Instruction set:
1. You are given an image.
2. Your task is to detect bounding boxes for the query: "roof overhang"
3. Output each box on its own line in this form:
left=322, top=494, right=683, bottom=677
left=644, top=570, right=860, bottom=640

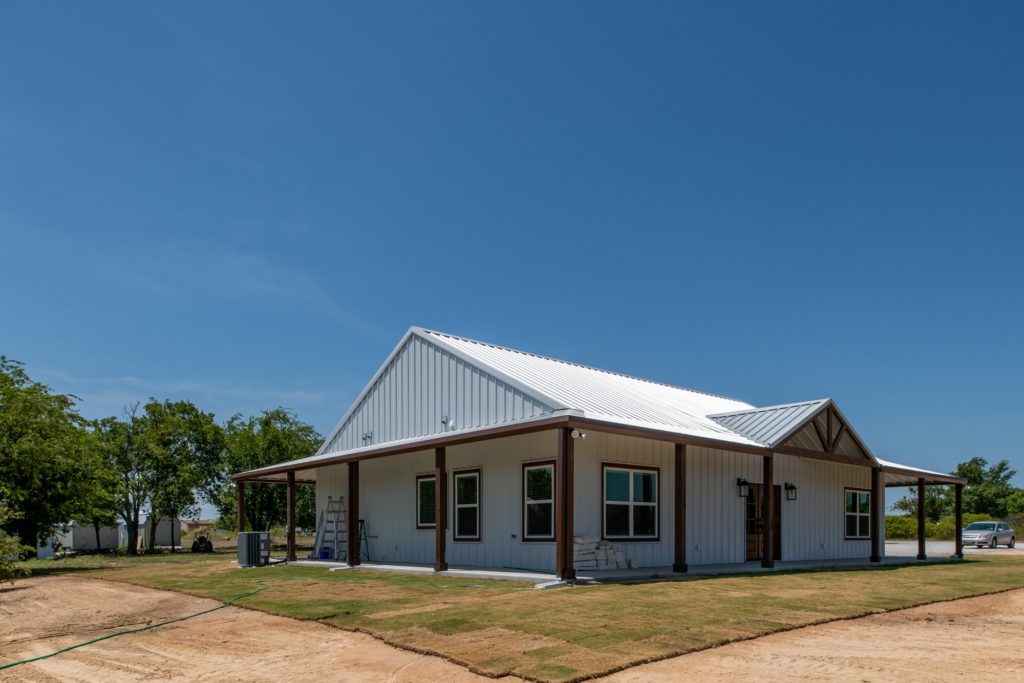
left=877, top=458, right=967, bottom=487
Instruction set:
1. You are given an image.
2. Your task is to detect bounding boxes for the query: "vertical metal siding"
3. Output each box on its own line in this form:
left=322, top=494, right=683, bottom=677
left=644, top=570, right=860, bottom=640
left=359, top=451, right=435, bottom=564
left=445, top=430, right=559, bottom=572
left=774, top=453, right=873, bottom=561
left=573, top=431, right=675, bottom=569
left=322, top=336, right=553, bottom=453
left=686, top=446, right=762, bottom=565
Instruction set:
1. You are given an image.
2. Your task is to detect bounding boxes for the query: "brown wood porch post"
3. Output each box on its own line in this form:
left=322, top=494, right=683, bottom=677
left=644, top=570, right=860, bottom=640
left=434, top=447, right=447, bottom=572
left=954, top=483, right=964, bottom=559
left=286, top=471, right=297, bottom=561
left=870, top=467, right=881, bottom=562
left=673, top=443, right=688, bottom=573
left=916, top=478, right=927, bottom=560
left=556, top=428, right=576, bottom=581
left=235, top=482, right=246, bottom=533
left=761, top=453, right=774, bottom=569
left=347, top=461, right=360, bottom=566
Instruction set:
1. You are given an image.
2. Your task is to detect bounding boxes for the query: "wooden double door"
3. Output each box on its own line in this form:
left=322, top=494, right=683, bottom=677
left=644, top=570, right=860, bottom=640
left=745, top=484, right=781, bottom=562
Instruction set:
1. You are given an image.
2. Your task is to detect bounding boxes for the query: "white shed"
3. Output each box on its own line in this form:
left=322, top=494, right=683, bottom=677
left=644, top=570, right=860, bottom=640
left=51, top=521, right=121, bottom=552
left=234, top=327, right=966, bottom=577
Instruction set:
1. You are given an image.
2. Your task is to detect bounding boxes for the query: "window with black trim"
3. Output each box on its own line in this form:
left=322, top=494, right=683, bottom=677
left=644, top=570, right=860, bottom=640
left=845, top=489, right=870, bottom=539
left=603, top=465, right=658, bottom=539
left=523, top=462, right=554, bottom=540
left=416, top=475, right=436, bottom=528
left=454, top=469, right=480, bottom=541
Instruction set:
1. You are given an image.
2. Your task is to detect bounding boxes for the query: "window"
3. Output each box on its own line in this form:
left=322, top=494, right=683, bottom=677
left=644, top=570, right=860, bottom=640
left=603, top=465, right=659, bottom=540
left=845, top=489, right=871, bottom=539
left=454, top=469, right=480, bottom=541
left=416, top=475, right=436, bottom=529
left=523, top=462, right=555, bottom=541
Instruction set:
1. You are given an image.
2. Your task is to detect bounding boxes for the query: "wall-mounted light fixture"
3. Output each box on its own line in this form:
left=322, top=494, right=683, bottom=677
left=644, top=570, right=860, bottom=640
left=785, top=482, right=798, bottom=501
left=736, top=478, right=750, bottom=498
left=361, top=431, right=373, bottom=443
left=570, top=429, right=587, bottom=440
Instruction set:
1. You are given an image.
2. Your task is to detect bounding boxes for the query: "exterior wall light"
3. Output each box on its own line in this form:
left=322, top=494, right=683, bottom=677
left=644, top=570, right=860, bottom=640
left=737, top=478, right=750, bottom=498
left=570, top=429, right=587, bottom=439
left=785, top=482, right=797, bottom=501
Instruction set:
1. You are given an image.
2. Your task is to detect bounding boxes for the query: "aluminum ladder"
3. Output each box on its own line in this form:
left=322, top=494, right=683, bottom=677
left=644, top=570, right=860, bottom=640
left=311, top=496, right=347, bottom=561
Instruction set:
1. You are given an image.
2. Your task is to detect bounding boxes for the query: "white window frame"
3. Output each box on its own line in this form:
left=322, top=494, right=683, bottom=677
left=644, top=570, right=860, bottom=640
left=416, top=474, right=436, bottom=529
left=453, top=469, right=481, bottom=541
left=844, top=488, right=871, bottom=540
left=523, top=462, right=555, bottom=541
left=602, top=465, right=659, bottom=540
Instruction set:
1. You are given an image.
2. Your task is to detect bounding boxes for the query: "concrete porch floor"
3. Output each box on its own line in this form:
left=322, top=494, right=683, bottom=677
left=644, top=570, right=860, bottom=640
left=283, top=552, right=961, bottom=587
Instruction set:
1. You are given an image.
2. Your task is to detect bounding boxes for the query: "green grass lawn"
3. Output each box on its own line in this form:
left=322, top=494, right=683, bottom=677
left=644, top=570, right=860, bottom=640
left=20, top=553, right=1024, bottom=682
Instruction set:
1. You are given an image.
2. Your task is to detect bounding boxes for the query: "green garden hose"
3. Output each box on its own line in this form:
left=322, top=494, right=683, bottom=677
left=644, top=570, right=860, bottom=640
left=0, top=584, right=268, bottom=671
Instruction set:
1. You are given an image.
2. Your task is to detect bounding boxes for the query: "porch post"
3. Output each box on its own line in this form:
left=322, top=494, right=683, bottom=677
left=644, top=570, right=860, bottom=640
left=235, top=482, right=246, bottom=533
left=916, top=478, right=927, bottom=560
left=761, top=453, right=774, bottom=569
left=347, top=461, right=360, bottom=566
left=556, top=428, right=576, bottom=581
left=434, top=447, right=447, bottom=571
left=870, top=466, right=881, bottom=562
left=954, top=483, right=964, bottom=559
left=673, top=443, right=687, bottom=573
left=286, top=471, right=297, bottom=562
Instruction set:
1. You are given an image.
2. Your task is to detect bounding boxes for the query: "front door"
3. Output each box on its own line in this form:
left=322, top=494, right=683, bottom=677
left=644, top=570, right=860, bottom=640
left=745, top=484, right=781, bottom=561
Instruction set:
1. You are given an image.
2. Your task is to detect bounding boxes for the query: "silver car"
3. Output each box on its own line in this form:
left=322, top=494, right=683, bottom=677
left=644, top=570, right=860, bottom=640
left=961, top=521, right=1016, bottom=548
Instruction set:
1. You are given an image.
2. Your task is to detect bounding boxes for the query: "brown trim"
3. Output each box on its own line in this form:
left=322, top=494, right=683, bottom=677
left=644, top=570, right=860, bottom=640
left=286, top=471, right=296, bottom=562
left=568, top=417, right=772, bottom=457
left=555, top=432, right=566, bottom=578
left=916, top=478, right=927, bottom=560
left=452, top=468, right=481, bottom=542
left=774, top=445, right=871, bottom=467
left=870, top=467, right=881, bottom=562
left=235, top=482, right=246, bottom=533
left=521, top=460, right=556, bottom=542
left=843, top=486, right=871, bottom=541
left=761, top=454, right=775, bottom=568
left=234, top=415, right=572, bottom=480
left=601, top=462, right=661, bottom=542
left=811, top=417, right=829, bottom=452
left=954, top=483, right=964, bottom=559
left=563, top=430, right=575, bottom=580
left=434, top=447, right=447, bottom=571
left=831, top=422, right=847, bottom=453
left=347, top=461, right=360, bottom=565
left=415, top=474, right=437, bottom=530
left=673, top=443, right=687, bottom=573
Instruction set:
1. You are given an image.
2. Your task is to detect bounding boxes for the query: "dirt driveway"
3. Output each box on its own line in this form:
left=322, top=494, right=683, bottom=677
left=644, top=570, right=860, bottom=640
left=3, top=576, right=1023, bottom=682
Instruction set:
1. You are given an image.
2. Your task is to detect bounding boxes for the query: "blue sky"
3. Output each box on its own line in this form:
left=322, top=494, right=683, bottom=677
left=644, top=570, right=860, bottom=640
left=2, top=2, right=1022, bottom=503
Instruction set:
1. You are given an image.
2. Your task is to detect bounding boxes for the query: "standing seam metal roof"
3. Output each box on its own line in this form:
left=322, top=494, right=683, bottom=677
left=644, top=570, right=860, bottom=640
left=707, top=399, right=831, bottom=447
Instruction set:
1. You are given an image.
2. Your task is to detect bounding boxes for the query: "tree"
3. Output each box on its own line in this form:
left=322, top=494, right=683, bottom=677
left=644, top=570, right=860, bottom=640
left=0, top=503, right=31, bottom=582
left=891, top=486, right=953, bottom=522
left=142, top=399, right=224, bottom=551
left=1007, top=490, right=1024, bottom=516
left=96, top=407, right=150, bottom=555
left=217, top=409, right=320, bottom=532
left=956, top=457, right=1017, bottom=518
left=0, top=357, right=97, bottom=547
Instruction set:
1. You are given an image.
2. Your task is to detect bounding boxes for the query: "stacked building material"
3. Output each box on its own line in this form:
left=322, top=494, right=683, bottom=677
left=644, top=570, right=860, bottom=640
left=572, top=537, right=629, bottom=570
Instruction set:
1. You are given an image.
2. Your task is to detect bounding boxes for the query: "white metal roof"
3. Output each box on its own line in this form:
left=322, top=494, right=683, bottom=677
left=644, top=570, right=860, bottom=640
left=876, top=458, right=966, bottom=486
left=708, top=399, right=831, bottom=448
left=419, top=328, right=761, bottom=447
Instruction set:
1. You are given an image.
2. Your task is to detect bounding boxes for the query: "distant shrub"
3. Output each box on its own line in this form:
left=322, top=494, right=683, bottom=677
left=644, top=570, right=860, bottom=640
left=928, top=513, right=992, bottom=540
left=885, top=515, right=916, bottom=539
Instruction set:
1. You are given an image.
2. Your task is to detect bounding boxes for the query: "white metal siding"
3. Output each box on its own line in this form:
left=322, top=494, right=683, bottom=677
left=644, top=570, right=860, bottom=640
left=573, top=431, right=676, bottom=569
left=446, top=430, right=559, bottom=572
left=323, top=335, right=553, bottom=453
left=774, top=453, right=874, bottom=561
left=359, top=450, right=435, bottom=564
left=315, top=464, right=348, bottom=523
left=686, top=446, right=762, bottom=565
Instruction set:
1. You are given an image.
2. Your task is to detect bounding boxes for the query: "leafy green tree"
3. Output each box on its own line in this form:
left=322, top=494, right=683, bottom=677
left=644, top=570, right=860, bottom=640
left=956, top=457, right=1017, bottom=518
left=0, top=503, right=31, bottom=582
left=1004, top=489, right=1024, bottom=516
left=142, top=400, right=224, bottom=551
left=891, top=486, right=953, bottom=522
left=217, top=409, right=320, bottom=532
left=96, top=407, right=152, bottom=555
left=0, top=357, right=96, bottom=547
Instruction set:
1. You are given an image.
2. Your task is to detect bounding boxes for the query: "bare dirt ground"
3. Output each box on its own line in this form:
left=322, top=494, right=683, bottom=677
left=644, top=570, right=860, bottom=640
left=603, top=587, right=1024, bottom=682
left=0, top=576, right=501, bottom=682
left=2, top=576, right=1023, bottom=682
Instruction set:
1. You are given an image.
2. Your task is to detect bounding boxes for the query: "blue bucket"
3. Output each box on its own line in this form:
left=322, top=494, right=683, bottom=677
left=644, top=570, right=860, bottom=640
left=319, top=549, right=330, bottom=560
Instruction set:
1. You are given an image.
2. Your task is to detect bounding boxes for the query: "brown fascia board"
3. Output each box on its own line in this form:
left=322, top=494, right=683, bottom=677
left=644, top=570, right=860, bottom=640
left=232, top=414, right=780, bottom=482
